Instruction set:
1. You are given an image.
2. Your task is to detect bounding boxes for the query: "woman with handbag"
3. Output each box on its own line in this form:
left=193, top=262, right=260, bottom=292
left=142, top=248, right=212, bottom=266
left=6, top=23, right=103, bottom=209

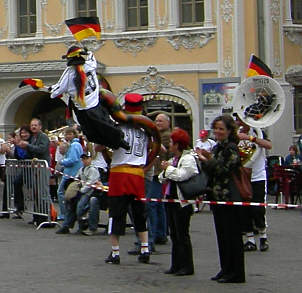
left=196, top=115, right=246, bottom=283
left=158, top=127, right=198, bottom=276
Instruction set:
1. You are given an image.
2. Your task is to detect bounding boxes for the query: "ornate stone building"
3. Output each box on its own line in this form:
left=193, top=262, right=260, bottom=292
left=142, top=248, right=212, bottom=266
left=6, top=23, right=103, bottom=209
left=0, top=0, right=301, bottom=156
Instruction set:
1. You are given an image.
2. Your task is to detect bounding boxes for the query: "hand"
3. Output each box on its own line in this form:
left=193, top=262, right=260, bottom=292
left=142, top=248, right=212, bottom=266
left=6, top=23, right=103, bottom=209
left=238, top=132, right=250, bottom=141
left=200, top=149, right=211, bottom=160
left=195, top=149, right=208, bottom=162
left=18, top=140, right=29, bottom=148
left=161, top=161, right=170, bottom=170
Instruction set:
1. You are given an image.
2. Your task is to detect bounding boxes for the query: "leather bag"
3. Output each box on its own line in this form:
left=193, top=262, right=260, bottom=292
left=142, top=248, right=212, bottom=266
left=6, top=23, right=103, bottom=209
left=232, top=166, right=252, bottom=201
left=177, top=158, right=208, bottom=200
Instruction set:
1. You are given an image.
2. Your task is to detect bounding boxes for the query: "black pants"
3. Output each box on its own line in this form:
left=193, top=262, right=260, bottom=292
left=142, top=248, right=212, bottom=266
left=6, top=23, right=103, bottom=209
left=212, top=205, right=245, bottom=280
left=166, top=203, right=194, bottom=273
left=13, top=173, right=25, bottom=212
left=74, top=102, right=125, bottom=150
left=244, top=180, right=266, bottom=231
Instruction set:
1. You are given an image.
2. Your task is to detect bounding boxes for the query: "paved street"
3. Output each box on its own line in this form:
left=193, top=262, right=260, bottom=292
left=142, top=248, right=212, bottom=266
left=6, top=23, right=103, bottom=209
left=0, top=197, right=302, bottom=293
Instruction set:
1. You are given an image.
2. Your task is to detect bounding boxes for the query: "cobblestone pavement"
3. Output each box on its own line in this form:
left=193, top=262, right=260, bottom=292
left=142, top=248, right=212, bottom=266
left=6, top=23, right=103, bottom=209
left=1, top=197, right=302, bottom=293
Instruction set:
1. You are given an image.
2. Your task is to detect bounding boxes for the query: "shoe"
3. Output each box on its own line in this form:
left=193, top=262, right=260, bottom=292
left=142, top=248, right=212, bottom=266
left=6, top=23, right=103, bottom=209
left=12, top=213, right=23, bottom=219
left=0, top=214, right=10, bottom=219
left=105, top=252, right=120, bottom=264
left=244, top=241, right=257, bottom=251
left=164, top=268, right=177, bottom=274
left=27, top=220, right=35, bottom=225
left=128, top=247, right=140, bottom=255
left=154, top=237, right=168, bottom=245
left=150, top=243, right=156, bottom=253
left=82, top=229, right=97, bottom=236
left=174, top=269, right=194, bottom=276
left=55, top=226, right=70, bottom=234
left=138, top=252, right=150, bottom=263
left=217, top=277, right=245, bottom=283
left=73, top=229, right=84, bottom=235
left=211, top=271, right=224, bottom=281
left=260, top=238, right=269, bottom=251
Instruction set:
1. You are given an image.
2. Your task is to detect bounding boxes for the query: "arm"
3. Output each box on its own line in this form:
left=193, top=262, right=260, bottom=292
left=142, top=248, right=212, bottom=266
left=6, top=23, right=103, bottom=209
left=50, top=68, right=71, bottom=99
left=161, top=154, right=198, bottom=182
left=61, top=143, right=82, bottom=167
left=79, top=167, right=100, bottom=194
left=238, top=132, right=272, bottom=150
left=26, top=134, right=49, bottom=156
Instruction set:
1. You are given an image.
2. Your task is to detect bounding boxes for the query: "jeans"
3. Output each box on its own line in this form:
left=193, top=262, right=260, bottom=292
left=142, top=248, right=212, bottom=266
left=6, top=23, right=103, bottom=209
left=57, top=177, right=69, bottom=219
left=63, top=193, right=100, bottom=231
left=147, top=178, right=167, bottom=241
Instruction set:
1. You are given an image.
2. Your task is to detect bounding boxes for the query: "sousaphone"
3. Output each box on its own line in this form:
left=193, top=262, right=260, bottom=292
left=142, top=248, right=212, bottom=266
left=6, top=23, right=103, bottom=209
left=232, top=75, right=285, bottom=166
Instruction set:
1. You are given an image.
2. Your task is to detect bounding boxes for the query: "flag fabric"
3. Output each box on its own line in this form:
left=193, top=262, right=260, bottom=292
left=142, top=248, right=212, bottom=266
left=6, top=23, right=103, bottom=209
left=65, top=17, right=101, bottom=41
left=19, top=78, right=44, bottom=89
left=246, top=54, right=273, bottom=78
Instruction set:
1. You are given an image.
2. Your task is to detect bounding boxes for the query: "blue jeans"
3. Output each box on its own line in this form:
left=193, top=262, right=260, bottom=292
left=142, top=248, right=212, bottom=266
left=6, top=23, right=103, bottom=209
left=147, top=178, right=167, bottom=241
left=57, top=176, right=72, bottom=220
left=63, top=193, right=100, bottom=231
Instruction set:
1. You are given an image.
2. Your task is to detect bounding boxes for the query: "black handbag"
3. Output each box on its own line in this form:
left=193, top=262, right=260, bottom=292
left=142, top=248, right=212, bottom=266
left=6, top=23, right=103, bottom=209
left=177, top=157, right=208, bottom=200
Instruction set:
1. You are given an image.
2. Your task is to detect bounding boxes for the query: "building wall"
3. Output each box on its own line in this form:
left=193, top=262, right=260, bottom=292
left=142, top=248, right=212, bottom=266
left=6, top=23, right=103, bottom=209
left=0, top=0, right=300, bottom=157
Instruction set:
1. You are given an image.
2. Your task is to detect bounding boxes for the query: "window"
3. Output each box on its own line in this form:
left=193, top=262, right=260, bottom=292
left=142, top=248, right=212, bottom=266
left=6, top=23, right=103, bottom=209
left=76, top=0, right=97, bottom=17
left=17, top=0, right=36, bottom=37
left=144, top=95, right=193, bottom=144
left=126, top=0, right=148, bottom=31
left=291, top=0, right=302, bottom=24
left=180, top=0, right=204, bottom=27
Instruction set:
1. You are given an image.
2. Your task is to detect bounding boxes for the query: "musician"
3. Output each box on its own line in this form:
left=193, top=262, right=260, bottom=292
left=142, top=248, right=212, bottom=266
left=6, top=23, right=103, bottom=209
left=234, top=113, right=271, bottom=252
left=49, top=46, right=129, bottom=151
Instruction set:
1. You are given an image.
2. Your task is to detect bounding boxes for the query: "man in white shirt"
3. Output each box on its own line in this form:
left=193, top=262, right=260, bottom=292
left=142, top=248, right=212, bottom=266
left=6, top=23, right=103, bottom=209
left=195, top=129, right=216, bottom=152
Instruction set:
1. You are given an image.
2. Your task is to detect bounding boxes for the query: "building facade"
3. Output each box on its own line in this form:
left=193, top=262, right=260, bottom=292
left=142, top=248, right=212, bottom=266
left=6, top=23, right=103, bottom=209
left=0, top=0, right=301, bottom=157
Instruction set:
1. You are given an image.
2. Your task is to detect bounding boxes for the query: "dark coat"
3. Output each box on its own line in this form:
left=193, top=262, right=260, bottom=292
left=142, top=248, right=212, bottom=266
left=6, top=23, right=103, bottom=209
left=27, top=132, right=50, bottom=164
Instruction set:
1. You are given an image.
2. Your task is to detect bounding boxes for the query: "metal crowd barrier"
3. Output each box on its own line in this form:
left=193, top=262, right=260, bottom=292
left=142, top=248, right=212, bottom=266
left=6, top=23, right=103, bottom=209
left=5, top=159, right=59, bottom=229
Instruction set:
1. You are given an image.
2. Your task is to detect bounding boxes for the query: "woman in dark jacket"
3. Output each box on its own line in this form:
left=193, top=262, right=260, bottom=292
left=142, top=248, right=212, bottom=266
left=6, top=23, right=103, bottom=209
left=196, top=115, right=245, bottom=283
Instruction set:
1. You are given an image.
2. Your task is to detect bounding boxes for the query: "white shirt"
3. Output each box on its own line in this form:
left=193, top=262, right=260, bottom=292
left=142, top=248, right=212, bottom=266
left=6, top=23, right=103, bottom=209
left=0, top=138, right=6, bottom=165
left=92, top=152, right=108, bottom=172
left=111, top=125, right=148, bottom=167
left=50, top=52, right=99, bottom=110
left=194, top=138, right=216, bottom=152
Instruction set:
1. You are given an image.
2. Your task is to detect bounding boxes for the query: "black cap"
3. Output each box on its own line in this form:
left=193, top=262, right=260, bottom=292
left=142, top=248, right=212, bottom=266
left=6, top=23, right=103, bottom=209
left=80, top=153, right=91, bottom=159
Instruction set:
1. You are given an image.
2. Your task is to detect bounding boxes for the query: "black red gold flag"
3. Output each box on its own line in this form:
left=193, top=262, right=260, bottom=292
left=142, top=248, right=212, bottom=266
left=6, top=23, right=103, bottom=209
left=19, top=78, right=44, bottom=89
left=246, top=54, right=273, bottom=78
left=65, top=17, right=101, bottom=41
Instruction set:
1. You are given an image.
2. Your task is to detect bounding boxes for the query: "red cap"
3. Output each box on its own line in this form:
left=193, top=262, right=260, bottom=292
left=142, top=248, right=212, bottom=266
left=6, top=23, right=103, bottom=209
left=124, top=93, right=143, bottom=114
left=199, top=129, right=208, bottom=138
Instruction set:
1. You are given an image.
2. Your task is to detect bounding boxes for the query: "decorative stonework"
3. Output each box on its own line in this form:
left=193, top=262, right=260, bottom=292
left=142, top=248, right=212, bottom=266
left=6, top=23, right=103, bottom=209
left=167, top=31, right=215, bottom=50
left=273, top=54, right=282, bottom=76
left=0, top=25, right=7, bottom=39
left=117, top=66, right=194, bottom=98
left=114, top=37, right=157, bottom=56
left=44, top=23, right=64, bottom=36
left=7, top=42, right=44, bottom=59
left=221, top=0, right=233, bottom=23
left=271, top=0, right=281, bottom=23
left=64, top=39, right=105, bottom=52
left=285, top=65, right=302, bottom=86
left=284, top=29, right=302, bottom=49
left=222, top=56, right=233, bottom=77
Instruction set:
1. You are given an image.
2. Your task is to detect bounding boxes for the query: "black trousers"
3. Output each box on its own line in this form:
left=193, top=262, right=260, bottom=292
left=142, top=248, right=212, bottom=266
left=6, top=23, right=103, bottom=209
left=212, top=205, right=245, bottom=280
left=244, top=180, right=266, bottom=231
left=166, top=203, right=194, bottom=273
left=74, top=102, right=125, bottom=150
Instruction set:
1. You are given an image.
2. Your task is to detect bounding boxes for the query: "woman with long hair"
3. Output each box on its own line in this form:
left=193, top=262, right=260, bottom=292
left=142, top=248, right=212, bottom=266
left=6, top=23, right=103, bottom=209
left=196, top=115, right=245, bottom=283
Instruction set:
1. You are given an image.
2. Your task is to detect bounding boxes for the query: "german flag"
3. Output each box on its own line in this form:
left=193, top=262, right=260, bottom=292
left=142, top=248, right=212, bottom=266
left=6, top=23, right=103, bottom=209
left=19, top=78, right=44, bottom=90
left=246, top=54, right=273, bottom=78
left=65, top=17, right=101, bottom=41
